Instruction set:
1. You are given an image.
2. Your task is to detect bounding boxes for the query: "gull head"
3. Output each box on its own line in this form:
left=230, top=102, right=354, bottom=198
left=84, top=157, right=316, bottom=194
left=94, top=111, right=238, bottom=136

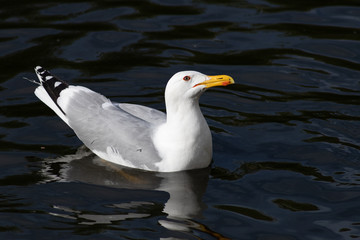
left=165, top=71, right=234, bottom=103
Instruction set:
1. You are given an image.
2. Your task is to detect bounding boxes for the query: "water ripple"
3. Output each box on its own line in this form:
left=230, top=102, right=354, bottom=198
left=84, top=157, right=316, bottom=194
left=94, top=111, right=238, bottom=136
left=1, top=1, right=360, bottom=239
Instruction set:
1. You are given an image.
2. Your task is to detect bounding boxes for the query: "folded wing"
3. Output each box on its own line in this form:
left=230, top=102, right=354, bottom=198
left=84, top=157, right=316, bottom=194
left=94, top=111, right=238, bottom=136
left=34, top=67, right=165, bottom=171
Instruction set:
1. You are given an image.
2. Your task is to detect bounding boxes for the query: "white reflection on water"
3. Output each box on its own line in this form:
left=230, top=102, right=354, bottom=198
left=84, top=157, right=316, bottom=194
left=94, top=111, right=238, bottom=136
left=41, top=146, right=212, bottom=234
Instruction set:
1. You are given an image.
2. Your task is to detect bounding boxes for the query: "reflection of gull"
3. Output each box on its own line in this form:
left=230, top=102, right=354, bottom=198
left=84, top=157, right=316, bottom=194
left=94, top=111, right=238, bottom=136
left=32, top=66, right=234, bottom=172
left=41, top=146, right=209, bottom=225
left=49, top=204, right=150, bottom=225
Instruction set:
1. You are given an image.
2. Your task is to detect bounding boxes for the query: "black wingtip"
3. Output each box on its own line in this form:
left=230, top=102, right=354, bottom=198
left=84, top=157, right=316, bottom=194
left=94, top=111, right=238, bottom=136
left=34, top=66, right=69, bottom=88
left=34, top=66, right=69, bottom=115
left=34, top=66, right=56, bottom=83
left=35, top=66, right=43, bottom=72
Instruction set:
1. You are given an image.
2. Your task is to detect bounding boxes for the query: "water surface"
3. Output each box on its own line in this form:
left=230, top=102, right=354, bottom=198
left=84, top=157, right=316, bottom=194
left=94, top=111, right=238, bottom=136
left=1, top=0, right=360, bottom=239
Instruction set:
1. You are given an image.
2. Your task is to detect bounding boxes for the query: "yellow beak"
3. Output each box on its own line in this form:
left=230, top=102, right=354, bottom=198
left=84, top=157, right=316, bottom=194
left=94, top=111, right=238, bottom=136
left=193, top=75, right=235, bottom=88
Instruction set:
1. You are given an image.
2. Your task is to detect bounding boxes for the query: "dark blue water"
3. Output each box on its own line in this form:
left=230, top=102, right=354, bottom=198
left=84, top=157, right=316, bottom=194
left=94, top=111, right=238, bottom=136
left=1, top=1, right=360, bottom=239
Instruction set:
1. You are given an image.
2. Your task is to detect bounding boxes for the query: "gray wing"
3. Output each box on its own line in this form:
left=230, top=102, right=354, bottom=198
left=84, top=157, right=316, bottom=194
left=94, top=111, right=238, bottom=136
left=60, top=86, right=166, bottom=171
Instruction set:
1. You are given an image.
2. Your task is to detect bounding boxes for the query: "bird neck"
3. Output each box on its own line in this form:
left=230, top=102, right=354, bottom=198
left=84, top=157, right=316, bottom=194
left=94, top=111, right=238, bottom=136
left=165, top=98, right=203, bottom=125
left=153, top=97, right=212, bottom=172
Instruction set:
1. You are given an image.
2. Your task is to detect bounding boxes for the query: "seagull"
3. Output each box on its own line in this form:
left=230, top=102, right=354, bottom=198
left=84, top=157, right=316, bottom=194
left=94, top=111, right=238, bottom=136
left=32, top=66, right=234, bottom=172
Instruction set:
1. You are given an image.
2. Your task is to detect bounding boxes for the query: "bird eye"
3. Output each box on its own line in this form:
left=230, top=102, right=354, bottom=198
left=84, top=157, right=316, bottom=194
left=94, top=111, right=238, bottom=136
left=183, top=76, right=191, bottom=81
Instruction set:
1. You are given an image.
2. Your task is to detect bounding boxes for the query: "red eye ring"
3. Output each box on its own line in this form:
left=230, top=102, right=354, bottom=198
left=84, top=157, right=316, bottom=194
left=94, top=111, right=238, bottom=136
left=183, top=76, right=191, bottom=81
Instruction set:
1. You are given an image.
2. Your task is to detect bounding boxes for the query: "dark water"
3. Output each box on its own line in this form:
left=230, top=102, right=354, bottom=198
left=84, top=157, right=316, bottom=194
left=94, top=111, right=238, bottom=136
left=1, top=0, right=360, bottom=239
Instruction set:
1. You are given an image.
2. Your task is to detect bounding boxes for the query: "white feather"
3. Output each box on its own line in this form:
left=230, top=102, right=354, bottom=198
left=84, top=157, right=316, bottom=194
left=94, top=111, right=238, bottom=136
left=34, top=86, right=69, bottom=125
